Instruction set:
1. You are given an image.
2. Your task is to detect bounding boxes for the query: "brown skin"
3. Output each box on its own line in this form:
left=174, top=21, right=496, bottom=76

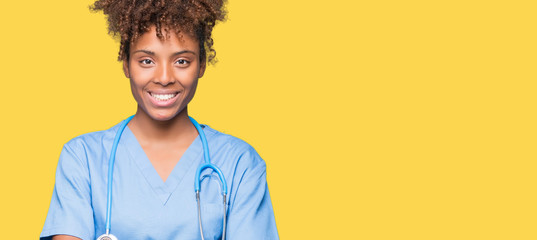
left=52, top=25, right=206, bottom=240
left=52, top=236, right=80, bottom=240
left=125, top=26, right=205, bottom=182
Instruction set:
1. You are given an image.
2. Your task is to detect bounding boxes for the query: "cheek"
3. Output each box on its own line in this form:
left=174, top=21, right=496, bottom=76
left=129, top=78, right=146, bottom=102
left=129, top=68, right=151, bottom=92
left=190, top=79, right=199, bottom=93
left=129, top=63, right=151, bottom=81
left=184, top=80, right=199, bottom=105
left=176, top=68, right=200, bottom=88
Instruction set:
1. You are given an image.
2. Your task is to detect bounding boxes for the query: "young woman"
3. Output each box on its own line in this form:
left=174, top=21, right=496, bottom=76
left=40, top=0, right=279, bottom=239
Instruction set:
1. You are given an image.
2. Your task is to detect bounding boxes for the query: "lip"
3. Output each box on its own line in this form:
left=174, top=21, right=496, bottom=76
left=146, top=91, right=181, bottom=107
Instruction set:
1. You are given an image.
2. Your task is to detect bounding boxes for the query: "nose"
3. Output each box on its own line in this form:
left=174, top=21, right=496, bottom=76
left=154, top=63, right=174, bottom=85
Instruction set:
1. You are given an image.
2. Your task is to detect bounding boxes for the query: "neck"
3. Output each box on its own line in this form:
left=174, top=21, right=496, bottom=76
left=128, top=106, right=197, bottom=143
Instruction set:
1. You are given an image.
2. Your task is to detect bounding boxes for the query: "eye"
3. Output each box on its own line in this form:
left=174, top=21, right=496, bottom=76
left=175, top=59, right=190, bottom=66
left=139, top=59, right=154, bottom=65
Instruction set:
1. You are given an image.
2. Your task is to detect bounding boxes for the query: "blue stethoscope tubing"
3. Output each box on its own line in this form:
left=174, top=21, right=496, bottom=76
left=98, top=116, right=228, bottom=240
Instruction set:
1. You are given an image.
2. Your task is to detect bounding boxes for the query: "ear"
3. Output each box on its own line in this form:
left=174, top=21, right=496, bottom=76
left=122, top=60, right=130, bottom=78
left=198, top=60, right=206, bottom=78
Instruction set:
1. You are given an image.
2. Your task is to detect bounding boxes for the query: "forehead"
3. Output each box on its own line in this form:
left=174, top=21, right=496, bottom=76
left=131, top=26, right=200, bottom=53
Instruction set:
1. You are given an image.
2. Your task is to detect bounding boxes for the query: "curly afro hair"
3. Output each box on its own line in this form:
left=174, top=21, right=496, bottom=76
left=90, top=0, right=227, bottom=64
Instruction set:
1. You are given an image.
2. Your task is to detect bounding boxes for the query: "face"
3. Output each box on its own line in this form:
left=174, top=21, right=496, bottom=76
left=123, top=26, right=205, bottom=122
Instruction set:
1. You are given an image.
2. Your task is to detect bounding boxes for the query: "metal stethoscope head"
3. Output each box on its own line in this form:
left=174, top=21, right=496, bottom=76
left=97, top=116, right=228, bottom=240
left=97, top=233, right=118, bottom=240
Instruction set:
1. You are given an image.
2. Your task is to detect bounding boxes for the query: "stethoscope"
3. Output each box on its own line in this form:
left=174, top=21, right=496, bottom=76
left=97, top=116, right=228, bottom=240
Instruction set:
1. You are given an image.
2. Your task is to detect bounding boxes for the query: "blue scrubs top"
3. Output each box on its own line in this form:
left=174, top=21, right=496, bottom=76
left=40, top=121, right=279, bottom=240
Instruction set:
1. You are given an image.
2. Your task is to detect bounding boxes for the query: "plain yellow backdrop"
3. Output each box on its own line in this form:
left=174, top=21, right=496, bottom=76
left=0, top=0, right=536, bottom=239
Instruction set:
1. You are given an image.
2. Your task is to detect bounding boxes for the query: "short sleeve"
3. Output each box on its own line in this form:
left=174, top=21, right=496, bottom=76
left=226, top=147, right=279, bottom=240
left=40, top=142, right=95, bottom=240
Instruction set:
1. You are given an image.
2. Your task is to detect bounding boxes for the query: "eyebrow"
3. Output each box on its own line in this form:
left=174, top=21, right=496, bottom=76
left=131, top=49, right=197, bottom=56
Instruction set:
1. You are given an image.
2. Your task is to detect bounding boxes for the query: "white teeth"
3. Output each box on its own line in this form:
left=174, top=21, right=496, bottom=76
left=151, top=93, right=177, bottom=101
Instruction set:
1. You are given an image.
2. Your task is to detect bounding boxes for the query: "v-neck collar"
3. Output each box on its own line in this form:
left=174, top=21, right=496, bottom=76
left=121, top=125, right=209, bottom=205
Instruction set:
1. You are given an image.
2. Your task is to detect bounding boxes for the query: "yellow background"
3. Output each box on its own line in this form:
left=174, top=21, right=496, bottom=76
left=0, top=0, right=536, bottom=239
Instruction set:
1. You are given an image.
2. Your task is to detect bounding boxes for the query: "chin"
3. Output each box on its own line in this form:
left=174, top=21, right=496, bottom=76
left=146, top=109, right=181, bottom=122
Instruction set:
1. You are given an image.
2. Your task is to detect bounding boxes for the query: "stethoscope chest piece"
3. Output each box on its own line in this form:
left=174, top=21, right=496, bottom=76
left=97, top=234, right=118, bottom=240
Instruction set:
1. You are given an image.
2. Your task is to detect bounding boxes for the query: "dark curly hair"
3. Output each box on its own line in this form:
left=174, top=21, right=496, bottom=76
left=90, top=0, right=227, bottom=64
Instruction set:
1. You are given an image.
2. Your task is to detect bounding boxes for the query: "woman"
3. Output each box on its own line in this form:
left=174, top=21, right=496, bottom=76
left=40, top=0, right=279, bottom=239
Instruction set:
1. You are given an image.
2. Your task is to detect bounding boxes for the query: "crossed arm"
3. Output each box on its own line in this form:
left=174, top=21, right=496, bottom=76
left=52, top=236, right=81, bottom=240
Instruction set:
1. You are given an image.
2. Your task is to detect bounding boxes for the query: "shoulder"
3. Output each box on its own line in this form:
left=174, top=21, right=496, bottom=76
left=64, top=120, right=123, bottom=148
left=60, top=121, right=124, bottom=162
left=203, top=124, right=266, bottom=170
left=204, top=125, right=256, bottom=152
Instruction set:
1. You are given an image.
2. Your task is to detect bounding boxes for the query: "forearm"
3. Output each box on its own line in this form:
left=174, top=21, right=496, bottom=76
left=52, top=235, right=82, bottom=240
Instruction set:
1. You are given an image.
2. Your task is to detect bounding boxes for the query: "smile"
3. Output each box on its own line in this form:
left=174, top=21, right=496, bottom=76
left=150, top=92, right=178, bottom=101
left=147, top=91, right=181, bottom=107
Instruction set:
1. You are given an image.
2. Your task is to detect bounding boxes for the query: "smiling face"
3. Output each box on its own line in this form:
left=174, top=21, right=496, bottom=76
left=124, top=26, right=205, bottom=122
